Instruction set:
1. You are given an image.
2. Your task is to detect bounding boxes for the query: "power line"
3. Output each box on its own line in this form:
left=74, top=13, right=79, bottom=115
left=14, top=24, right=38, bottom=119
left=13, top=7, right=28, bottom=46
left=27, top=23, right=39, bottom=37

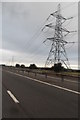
left=13, top=3, right=77, bottom=67
left=42, top=3, right=77, bottom=69
left=21, top=15, right=51, bottom=53
left=20, top=3, right=77, bottom=56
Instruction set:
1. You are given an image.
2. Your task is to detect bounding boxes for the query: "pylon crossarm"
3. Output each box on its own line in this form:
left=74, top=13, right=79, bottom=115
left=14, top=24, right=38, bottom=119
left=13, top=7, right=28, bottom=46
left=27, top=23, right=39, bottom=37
left=62, top=27, right=77, bottom=33
left=45, top=24, right=55, bottom=29
left=67, top=42, right=75, bottom=44
left=70, top=30, right=77, bottom=33
left=43, top=4, right=76, bottom=69
left=43, top=38, right=56, bottom=43
left=59, top=40, right=67, bottom=44
left=47, top=37, right=68, bottom=44
left=46, top=23, right=53, bottom=27
left=42, top=23, right=55, bottom=31
left=61, top=27, right=70, bottom=33
left=50, top=11, right=58, bottom=16
left=59, top=15, right=67, bottom=20
left=56, top=39, right=67, bottom=44
left=43, top=18, right=74, bottom=32
left=51, top=12, right=66, bottom=20
left=64, top=31, right=77, bottom=37
left=47, top=38, right=57, bottom=43
left=61, top=16, right=74, bottom=25
left=47, top=37, right=55, bottom=41
left=66, top=17, right=73, bottom=20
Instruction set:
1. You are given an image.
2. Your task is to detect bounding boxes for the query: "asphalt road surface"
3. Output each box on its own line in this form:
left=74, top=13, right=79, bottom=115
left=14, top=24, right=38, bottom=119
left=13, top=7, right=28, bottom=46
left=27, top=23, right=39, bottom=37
left=2, top=69, right=79, bottom=118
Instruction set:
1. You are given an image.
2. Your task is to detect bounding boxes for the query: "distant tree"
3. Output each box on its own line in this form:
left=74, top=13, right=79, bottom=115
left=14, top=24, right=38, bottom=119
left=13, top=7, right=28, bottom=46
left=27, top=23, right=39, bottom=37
left=29, top=64, right=37, bottom=69
left=51, top=63, right=64, bottom=72
left=21, top=64, right=25, bottom=68
left=15, top=64, right=20, bottom=68
left=1, top=64, right=6, bottom=67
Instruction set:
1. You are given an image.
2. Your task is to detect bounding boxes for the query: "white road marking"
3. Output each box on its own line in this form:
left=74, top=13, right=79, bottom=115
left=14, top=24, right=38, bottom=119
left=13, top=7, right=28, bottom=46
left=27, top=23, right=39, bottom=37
left=5, top=70, right=80, bottom=95
left=7, top=90, right=19, bottom=103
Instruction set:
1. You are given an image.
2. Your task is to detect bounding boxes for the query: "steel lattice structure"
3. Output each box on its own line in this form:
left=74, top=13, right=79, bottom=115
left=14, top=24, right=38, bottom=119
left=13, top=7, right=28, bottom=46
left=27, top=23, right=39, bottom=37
left=42, top=4, right=76, bottom=69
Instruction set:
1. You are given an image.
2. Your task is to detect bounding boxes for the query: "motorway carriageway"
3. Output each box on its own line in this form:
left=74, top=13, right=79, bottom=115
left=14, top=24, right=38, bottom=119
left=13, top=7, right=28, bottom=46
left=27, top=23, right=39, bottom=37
left=2, top=68, right=79, bottom=118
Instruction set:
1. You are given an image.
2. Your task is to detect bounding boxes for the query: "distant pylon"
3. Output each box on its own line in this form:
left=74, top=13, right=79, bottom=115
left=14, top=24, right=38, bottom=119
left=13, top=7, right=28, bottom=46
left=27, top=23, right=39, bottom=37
left=11, top=56, right=14, bottom=66
left=42, top=4, right=76, bottom=69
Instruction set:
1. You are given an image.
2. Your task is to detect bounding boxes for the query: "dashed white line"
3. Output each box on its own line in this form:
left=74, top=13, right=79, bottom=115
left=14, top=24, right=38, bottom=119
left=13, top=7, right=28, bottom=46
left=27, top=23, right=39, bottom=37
left=7, top=90, right=19, bottom=103
left=5, top=70, right=80, bottom=95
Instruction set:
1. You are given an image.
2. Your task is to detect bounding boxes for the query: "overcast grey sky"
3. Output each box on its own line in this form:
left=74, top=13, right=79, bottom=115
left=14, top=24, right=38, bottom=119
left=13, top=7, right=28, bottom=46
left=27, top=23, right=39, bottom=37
left=1, top=2, right=78, bottom=69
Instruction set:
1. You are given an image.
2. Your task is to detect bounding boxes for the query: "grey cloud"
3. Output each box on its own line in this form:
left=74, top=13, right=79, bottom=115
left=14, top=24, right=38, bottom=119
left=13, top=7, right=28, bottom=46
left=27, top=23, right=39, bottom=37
left=2, top=2, right=78, bottom=68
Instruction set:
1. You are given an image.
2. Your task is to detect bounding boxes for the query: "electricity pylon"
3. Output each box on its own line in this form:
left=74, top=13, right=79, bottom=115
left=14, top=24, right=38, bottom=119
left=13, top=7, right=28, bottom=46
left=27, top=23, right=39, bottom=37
left=42, top=4, right=76, bottom=69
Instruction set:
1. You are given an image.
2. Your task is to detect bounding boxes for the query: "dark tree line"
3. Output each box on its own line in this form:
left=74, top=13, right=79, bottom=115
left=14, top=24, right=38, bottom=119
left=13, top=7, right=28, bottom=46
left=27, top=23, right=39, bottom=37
left=15, top=63, right=72, bottom=73
left=51, top=63, right=65, bottom=72
left=15, top=64, right=25, bottom=68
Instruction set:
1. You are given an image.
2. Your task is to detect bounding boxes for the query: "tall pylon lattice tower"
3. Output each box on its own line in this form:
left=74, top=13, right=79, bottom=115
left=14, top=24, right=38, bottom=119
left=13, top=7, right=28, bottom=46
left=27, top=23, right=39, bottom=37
left=42, top=4, right=76, bottom=69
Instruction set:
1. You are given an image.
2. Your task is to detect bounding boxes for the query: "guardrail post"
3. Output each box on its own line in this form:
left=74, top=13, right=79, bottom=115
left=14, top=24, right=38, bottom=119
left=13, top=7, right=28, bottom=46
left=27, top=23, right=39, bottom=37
left=28, top=71, right=29, bottom=75
left=35, top=72, right=36, bottom=77
left=61, top=74, right=64, bottom=82
left=45, top=73, right=47, bottom=78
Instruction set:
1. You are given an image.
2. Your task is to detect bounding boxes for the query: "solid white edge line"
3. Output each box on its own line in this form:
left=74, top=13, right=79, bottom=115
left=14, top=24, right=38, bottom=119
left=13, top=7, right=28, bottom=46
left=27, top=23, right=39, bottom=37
left=6, top=70, right=80, bottom=95
left=7, top=90, right=19, bottom=103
